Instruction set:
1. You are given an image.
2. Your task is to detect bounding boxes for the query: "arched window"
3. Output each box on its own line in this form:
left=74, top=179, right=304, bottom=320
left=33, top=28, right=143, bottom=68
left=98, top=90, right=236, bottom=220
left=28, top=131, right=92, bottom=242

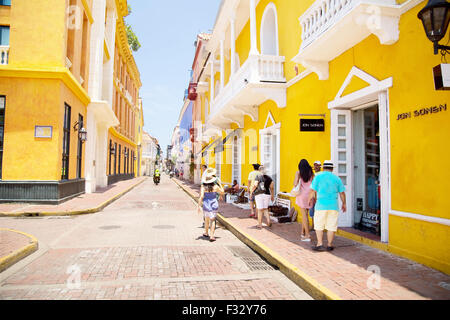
left=260, top=3, right=279, bottom=56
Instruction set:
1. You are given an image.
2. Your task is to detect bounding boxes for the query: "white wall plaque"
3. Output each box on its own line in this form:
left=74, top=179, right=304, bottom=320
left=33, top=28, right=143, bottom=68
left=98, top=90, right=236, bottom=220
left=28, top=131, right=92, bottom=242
left=35, top=126, right=53, bottom=138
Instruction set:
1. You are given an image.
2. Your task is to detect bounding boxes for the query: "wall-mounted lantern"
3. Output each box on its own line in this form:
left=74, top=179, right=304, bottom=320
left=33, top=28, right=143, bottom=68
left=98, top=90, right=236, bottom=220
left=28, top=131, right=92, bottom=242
left=73, top=121, right=87, bottom=142
left=418, top=0, right=450, bottom=55
left=418, top=0, right=450, bottom=90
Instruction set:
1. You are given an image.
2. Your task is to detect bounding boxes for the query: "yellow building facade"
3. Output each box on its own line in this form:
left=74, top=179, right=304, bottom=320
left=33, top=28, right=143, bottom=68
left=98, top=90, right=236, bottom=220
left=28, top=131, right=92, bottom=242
left=107, top=13, right=142, bottom=184
left=0, top=0, right=142, bottom=202
left=196, top=0, right=450, bottom=274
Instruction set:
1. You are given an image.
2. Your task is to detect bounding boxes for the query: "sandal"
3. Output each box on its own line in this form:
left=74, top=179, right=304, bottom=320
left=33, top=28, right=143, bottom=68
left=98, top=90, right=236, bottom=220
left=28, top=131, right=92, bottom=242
left=312, top=245, right=325, bottom=251
left=327, top=246, right=334, bottom=251
left=256, top=225, right=263, bottom=229
left=202, top=234, right=209, bottom=238
left=209, top=237, right=216, bottom=242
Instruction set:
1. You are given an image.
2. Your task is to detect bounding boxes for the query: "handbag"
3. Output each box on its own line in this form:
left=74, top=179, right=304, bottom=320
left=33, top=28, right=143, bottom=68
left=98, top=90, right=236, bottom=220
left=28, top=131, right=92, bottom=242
left=290, top=176, right=302, bottom=197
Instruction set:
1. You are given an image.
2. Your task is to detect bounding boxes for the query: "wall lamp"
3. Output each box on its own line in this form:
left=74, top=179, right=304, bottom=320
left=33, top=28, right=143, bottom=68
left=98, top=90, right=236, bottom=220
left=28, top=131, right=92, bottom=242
left=418, top=0, right=450, bottom=55
left=73, top=121, right=87, bottom=142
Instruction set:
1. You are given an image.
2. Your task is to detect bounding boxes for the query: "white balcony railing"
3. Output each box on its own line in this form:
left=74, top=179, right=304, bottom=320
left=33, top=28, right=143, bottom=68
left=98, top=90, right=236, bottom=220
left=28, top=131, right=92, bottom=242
left=293, top=0, right=400, bottom=80
left=209, top=54, right=286, bottom=125
left=0, top=46, right=9, bottom=65
left=300, top=0, right=355, bottom=50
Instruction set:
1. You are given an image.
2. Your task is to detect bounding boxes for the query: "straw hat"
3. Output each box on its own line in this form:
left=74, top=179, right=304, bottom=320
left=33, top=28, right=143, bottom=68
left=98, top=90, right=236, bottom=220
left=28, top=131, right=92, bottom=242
left=202, top=168, right=217, bottom=184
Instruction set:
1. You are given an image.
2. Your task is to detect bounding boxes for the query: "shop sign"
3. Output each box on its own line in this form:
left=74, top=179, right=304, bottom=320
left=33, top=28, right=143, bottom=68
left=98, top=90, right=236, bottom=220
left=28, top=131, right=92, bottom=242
left=361, top=211, right=379, bottom=231
left=35, top=126, right=53, bottom=138
left=300, top=119, right=325, bottom=132
left=396, top=104, right=447, bottom=121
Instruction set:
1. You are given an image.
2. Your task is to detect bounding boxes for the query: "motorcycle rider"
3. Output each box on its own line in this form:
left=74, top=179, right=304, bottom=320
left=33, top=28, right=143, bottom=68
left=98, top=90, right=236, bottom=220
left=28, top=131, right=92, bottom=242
left=153, top=168, right=161, bottom=184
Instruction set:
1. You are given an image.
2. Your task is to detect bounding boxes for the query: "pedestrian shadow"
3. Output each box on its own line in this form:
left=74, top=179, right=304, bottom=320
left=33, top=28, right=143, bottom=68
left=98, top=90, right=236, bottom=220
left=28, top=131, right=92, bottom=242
left=195, top=236, right=222, bottom=241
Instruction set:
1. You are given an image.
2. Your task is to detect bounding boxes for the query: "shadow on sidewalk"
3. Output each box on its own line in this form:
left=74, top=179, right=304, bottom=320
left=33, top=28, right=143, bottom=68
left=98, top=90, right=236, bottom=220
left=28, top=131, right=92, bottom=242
left=174, top=178, right=450, bottom=300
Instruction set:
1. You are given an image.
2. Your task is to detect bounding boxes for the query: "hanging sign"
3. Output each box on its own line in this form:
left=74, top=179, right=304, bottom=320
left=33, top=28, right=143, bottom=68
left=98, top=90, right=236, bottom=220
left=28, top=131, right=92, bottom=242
left=300, top=119, right=325, bottom=132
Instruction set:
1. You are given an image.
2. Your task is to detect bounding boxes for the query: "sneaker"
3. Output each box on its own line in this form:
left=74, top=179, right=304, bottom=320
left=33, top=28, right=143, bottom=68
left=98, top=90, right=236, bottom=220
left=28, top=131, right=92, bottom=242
left=301, top=237, right=311, bottom=242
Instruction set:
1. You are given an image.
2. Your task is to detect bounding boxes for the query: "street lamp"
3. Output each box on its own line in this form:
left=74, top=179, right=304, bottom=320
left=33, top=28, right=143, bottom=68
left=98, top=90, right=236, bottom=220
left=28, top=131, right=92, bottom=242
left=418, top=0, right=450, bottom=54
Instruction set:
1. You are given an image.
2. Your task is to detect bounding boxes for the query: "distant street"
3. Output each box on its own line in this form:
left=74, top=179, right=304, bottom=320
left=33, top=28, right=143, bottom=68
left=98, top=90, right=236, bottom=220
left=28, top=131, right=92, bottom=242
left=0, top=175, right=312, bottom=300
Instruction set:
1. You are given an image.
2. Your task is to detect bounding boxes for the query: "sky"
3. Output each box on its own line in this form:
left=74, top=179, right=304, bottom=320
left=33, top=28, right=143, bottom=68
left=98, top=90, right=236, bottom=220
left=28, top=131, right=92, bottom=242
left=125, top=0, right=222, bottom=154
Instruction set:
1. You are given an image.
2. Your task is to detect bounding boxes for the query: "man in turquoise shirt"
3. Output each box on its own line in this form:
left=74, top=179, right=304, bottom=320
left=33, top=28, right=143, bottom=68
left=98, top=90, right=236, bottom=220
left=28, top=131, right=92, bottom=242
left=309, top=160, right=346, bottom=251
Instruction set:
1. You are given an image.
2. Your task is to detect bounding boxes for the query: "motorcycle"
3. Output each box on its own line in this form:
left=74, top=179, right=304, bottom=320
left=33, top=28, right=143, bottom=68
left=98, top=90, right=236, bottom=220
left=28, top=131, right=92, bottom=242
left=153, top=174, right=160, bottom=185
left=169, top=171, right=174, bottom=178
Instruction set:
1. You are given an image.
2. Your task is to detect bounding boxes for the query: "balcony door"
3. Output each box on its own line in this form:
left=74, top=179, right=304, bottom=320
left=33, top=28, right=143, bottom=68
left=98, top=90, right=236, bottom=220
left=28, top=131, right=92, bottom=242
left=261, top=3, right=279, bottom=56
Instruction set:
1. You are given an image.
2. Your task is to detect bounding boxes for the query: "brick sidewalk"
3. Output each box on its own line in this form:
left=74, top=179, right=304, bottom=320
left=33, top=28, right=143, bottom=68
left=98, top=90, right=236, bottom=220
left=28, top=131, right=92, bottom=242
left=0, top=230, right=32, bottom=258
left=0, top=177, right=147, bottom=216
left=0, top=229, right=38, bottom=273
left=174, top=178, right=450, bottom=300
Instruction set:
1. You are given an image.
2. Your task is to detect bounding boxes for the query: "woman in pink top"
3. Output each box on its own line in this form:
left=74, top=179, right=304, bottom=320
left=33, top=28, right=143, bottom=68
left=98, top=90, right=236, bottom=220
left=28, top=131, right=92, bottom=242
left=293, top=159, right=315, bottom=242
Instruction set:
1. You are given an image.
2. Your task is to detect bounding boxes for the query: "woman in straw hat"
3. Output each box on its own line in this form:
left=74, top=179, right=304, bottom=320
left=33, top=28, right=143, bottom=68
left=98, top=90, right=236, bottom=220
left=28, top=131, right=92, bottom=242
left=197, top=168, right=224, bottom=242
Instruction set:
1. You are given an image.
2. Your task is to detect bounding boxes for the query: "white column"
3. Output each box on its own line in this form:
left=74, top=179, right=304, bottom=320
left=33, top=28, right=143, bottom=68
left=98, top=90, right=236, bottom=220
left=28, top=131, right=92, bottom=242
left=249, top=0, right=259, bottom=56
left=96, top=124, right=109, bottom=188
left=85, top=0, right=106, bottom=194
left=85, top=109, right=98, bottom=193
left=210, top=54, right=215, bottom=103
left=103, top=7, right=117, bottom=106
left=230, top=15, right=236, bottom=76
left=220, top=39, right=225, bottom=91
left=87, top=0, right=106, bottom=100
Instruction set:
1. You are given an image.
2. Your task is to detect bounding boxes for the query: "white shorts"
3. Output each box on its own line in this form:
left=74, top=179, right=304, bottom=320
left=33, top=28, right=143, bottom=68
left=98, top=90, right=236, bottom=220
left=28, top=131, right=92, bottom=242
left=204, top=211, right=217, bottom=220
left=314, top=210, right=339, bottom=232
left=255, top=194, right=271, bottom=210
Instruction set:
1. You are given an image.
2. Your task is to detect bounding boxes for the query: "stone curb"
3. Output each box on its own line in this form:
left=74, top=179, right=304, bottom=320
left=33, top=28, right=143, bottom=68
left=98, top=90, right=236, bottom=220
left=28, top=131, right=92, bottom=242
left=0, top=229, right=39, bottom=273
left=171, top=178, right=341, bottom=300
left=0, top=177, right=147, bottom=217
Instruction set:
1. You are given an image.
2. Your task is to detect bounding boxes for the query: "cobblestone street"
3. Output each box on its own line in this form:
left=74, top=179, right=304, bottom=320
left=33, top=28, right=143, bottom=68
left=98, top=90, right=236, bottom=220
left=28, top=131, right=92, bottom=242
left=0, top=176, right=312, bottom=300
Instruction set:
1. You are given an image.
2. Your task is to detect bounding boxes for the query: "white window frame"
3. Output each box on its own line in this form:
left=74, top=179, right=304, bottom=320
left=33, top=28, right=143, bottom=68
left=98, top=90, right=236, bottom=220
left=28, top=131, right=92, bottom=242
left=260, top=2, right=280, bottom=56
left=232, top=134, right=242, bottom=184
left=329, top=66, right=392, bottom=243
left=259, top=112, right=281, bottom=194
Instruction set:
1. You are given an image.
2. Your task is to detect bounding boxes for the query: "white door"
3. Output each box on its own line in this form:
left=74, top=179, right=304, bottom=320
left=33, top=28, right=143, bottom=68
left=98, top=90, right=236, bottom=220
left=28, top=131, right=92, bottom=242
left=232, top=136, right=241, bottom=183
left=261, top=133, right=277, bottom=191
left=331, top=109, right=353, bottom=227
left=215, top=151, right=221, bottom=180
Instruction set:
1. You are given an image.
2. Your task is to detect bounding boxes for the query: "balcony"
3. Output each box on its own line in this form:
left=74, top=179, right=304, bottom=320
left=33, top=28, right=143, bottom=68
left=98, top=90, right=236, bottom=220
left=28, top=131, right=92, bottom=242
left=292, top=0, right=401, bottom=80
left=0, top=46, right=8, bottom=65
left=208, top=53, right=286, bottom=129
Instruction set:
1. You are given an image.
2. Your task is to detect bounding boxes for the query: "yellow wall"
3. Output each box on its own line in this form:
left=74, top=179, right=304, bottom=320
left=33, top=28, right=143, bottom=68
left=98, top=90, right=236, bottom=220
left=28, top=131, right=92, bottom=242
left=0, top=78, right=86, bottom=181
left=200, top=0, right=450, bottom=273
left=9, top=0, right=67, bottom=68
